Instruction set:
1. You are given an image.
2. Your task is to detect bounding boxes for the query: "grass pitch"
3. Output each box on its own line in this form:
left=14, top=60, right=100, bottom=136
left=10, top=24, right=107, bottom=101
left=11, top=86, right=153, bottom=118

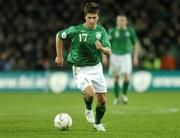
left=0, top=92, right=180, bottom=138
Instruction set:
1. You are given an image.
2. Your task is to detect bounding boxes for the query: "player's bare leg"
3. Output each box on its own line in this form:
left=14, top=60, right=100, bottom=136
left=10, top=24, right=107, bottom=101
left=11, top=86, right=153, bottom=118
left=83, top=85, right=95, bottom=123
left=94, top=93, right=106, bottom=131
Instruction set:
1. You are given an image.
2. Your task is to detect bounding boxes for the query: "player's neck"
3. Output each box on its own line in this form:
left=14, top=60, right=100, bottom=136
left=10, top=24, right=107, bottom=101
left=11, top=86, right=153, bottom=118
left=84, top=23, right=97, bottom=29
left=117, top=26, right=127, bottom=30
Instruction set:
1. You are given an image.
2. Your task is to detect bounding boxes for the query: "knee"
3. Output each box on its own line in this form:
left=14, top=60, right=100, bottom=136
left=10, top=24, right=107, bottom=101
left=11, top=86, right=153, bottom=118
left=124, top=74, right=130, bottom=81
left=97, top=94, right=106, bottom=106
left=99, top=100, right=106, bottom=106
left=84, top=85, right=95, bottom=97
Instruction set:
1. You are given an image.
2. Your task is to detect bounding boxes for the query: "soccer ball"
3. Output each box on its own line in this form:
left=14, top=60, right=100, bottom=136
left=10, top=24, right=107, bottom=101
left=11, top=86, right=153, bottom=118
left=54, top=113, right=72, bottom=130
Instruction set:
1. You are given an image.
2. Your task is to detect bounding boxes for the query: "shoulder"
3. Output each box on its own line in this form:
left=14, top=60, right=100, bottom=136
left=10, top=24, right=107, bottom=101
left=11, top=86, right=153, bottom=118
left=66, top=24, right=83, bottom=31
left=96, top=24, right=109, bottom=35
left=66, top=24, right=84, bottom=34
left=127, top=27, right=136, bottom=33
left=108, top=27, right=115, bottom=33
left=68, top=25, right=78, bottom=31
left=96, top=24, right=106, bottom=31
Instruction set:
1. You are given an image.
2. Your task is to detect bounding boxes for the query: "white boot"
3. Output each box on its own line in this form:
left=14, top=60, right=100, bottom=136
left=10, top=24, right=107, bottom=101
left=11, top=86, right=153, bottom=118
left=85, top=109, right=95, bottom=123
left=93, top=124, right=106, bottom=132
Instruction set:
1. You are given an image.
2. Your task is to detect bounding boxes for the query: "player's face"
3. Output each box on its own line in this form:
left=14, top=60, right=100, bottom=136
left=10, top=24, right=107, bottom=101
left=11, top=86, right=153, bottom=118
left=116, top=16, right=127, bottom=28
left=85, top=13, right=99, bottom=28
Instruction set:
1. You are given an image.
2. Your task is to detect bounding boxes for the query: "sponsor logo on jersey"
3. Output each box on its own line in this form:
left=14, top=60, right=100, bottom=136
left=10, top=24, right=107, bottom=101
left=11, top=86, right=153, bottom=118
left=80, top=30, right=86, bottom=33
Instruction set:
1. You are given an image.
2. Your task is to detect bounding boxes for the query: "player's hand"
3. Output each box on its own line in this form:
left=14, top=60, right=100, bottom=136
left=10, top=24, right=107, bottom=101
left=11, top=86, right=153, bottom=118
left=55, top=56, right=64, bottom=67
left=95, top=40, right=103, bottom=50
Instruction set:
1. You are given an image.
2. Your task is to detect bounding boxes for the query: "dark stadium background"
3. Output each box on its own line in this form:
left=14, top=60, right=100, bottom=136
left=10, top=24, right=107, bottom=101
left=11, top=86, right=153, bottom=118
left=0, top=0, right=179, bottom=71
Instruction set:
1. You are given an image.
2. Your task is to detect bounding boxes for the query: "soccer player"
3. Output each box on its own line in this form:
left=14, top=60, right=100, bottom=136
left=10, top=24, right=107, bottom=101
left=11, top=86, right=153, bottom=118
left=107, top=15, right=139, bottom=105
left=55, top=2, right=111, bottom=131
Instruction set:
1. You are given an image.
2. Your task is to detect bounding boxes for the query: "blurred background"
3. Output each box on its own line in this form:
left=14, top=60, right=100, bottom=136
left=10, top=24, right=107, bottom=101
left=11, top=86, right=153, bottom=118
left=0, top=0, right=179, bottom=93
left=0, top=0, right=179, bottom=71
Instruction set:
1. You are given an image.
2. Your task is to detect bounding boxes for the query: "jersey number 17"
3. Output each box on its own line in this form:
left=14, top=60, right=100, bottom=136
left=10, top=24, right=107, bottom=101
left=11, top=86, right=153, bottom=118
left=79, top=33, right=88, bottom=42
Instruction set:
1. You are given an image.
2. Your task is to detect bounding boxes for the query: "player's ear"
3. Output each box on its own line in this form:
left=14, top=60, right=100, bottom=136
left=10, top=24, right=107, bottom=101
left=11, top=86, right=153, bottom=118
left=84, top=13, right=87, bottom=19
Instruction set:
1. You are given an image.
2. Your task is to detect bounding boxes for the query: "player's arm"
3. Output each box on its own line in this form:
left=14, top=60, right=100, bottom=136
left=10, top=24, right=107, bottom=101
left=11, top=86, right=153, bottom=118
left=107, top=28, right=113, bottom=42
left=95, top=41, right=111, bottom=55
left=95, top=28, right=111, bottom=55
left=133, top=42, right=139, bottom=66
left=55, top=34, right=64, bottom=67
left=102, top=53, right=109, bottom=67
left=131, top=28, right=139, bottom=66
left=55, top=26, right=75, bottom=67
left=101, top=28, right=113, bottom=66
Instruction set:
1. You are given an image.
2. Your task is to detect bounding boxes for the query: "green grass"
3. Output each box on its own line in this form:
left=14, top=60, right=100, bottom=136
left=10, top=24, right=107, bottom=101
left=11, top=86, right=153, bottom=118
left=0, top=92, right=180, bottom=138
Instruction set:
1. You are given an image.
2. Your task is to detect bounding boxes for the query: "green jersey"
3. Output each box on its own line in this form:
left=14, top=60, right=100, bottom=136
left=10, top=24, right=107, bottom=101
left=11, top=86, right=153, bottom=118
left=108, top=27, right=138, bottom=55
left=57, top=24, right=111, bottom=66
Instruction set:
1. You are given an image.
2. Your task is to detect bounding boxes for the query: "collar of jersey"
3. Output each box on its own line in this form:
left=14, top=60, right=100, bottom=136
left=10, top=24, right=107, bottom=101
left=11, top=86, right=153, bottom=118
left=116, top=27, right=127, bottom=30
left=84, top=23, right=97, bottom=30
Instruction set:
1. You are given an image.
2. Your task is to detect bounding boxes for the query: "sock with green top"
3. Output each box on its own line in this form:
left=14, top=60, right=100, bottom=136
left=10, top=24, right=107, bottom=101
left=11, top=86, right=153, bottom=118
left=84, top=96, right=93, bottom=110
left=122, top=81, right=129, bottom=95
left=95, top=105, right=106, bottom=124
left=114, top=81, right=119, bottom=98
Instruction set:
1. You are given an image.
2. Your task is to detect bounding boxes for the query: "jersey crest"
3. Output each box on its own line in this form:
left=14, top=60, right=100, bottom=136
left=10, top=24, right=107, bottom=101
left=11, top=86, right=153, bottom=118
left=115, top=31, right=119, bottom=38
left=61, top=32, right=67, bottom=39
left=125, top=31, right=130, bottom=37
left=95, top=32, right=102, bottom=40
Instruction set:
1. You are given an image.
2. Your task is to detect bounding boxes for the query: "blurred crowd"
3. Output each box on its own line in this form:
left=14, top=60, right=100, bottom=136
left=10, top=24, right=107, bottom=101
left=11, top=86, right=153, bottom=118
left=0, top=0, right=179, bottom=71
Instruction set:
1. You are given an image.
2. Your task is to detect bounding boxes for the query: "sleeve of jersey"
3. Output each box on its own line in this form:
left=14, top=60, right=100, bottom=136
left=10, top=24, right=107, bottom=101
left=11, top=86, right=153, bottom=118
left=102, top=28, right=111, bottom=48
left=57, top=26, right=76, bottom=40
left=131, top=28, right=138, bottom=45
left=108, top=28, right=113, bottom=41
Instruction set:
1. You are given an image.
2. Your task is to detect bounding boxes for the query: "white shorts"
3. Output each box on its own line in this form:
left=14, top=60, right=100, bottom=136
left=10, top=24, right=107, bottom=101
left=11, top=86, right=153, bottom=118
left=109, top=53, right=132, bottom=76
left=72, top=63, right=107, bottom=93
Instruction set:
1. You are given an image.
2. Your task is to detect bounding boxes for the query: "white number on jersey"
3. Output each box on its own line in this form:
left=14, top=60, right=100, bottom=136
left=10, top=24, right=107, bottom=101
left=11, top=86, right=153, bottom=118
left=79, top=33, right=88, bottom=42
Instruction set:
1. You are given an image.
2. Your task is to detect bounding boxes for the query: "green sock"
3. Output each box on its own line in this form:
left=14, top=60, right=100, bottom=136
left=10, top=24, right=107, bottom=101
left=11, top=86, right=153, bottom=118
left=114, top=81, right=119, bottom=98
left=84, top=96, right=93, bottom=110
left=122, top=81, right=129, bottom=95
left=95, top=105, right=106, bottom=124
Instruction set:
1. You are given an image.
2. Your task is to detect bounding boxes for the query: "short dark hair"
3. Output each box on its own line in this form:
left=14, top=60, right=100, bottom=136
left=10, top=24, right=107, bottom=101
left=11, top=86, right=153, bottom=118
left=84, top=2, right=100, bottom=16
